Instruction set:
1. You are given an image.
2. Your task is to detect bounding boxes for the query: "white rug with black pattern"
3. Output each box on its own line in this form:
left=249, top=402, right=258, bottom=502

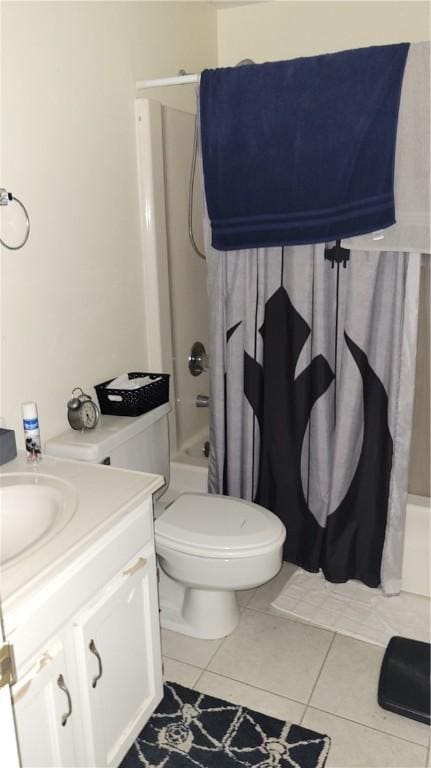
left=120, top=682, right=330, bottom=768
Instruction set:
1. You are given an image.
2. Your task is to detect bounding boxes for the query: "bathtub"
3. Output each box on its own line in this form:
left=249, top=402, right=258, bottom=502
left=168, top=458, right=430, bottom=598
left=175, top=428, right=209, bottom=462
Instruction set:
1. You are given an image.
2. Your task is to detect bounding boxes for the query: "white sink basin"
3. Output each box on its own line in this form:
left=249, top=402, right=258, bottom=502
left=0, top=473, right=77, bottom=567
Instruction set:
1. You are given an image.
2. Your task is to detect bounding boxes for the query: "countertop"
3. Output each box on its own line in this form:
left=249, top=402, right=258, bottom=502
left=0, top=453, right=164, bottom=608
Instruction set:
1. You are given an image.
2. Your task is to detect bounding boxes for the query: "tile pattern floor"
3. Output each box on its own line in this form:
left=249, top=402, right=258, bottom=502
left=160, top=564, right=430, bottom=768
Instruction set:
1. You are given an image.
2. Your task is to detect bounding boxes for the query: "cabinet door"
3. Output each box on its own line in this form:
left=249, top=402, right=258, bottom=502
left=12, top=640, right=77, bottom=768
left=73, top=547, right=163, bottom=768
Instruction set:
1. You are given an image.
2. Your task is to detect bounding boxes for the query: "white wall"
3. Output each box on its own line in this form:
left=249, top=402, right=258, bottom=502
left=0, top=1, right=217, bottom=446
left=217, top=1, right=430, bottom=65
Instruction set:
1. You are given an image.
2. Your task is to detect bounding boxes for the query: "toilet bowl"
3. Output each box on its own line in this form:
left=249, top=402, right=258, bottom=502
left=155, top=492, right=286, bottom=639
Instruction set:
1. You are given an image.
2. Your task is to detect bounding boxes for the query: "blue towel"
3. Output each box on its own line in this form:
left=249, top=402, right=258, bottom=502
left=200, top=44, right=410, bottom=251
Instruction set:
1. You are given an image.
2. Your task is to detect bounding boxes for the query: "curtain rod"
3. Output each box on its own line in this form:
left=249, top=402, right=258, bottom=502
left=136, top=74, right=200, bottom=89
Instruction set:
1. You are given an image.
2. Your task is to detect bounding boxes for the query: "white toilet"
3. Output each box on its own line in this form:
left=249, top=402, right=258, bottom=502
left=46, top=403, right=286, bottom=639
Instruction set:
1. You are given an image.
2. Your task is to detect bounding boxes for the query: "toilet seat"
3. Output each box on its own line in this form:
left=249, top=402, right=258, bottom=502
left=155, top=493, right=285, bottom=558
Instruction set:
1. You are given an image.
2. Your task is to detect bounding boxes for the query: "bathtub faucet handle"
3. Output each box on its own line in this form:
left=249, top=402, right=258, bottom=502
left=189, top=342, right=208, bottom=377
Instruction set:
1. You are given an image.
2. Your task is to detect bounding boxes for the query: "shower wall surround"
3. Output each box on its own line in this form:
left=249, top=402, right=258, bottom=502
left=162, top=107, right=209, bottom=454
left=135, top=99, right=209, bottom=456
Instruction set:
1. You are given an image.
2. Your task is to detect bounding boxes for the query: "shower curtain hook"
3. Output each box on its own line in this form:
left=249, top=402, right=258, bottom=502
left=324, top=240, right=350, bottom=268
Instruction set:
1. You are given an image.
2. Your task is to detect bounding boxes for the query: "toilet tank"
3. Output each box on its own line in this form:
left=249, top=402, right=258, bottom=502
left=45, top=403, right=171, bottom=493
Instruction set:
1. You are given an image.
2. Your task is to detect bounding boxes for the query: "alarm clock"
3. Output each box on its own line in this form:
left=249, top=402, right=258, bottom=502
left=67, top=387, right=100, bottom=431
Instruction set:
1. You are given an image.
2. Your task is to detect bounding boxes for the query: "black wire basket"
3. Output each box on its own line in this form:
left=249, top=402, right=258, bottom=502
left=95, top=372, right=170, bottom=417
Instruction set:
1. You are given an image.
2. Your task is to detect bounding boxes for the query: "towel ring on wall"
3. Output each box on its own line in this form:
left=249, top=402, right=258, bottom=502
left=0, top=188, right=31, bottom=250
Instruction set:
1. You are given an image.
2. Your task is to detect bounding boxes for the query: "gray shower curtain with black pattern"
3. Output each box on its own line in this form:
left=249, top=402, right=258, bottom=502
left=206, top=242, right=421, bottom=594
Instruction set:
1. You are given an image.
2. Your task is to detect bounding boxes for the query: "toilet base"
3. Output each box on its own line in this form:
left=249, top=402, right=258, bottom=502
left=158, top=567, right=240, bottom=639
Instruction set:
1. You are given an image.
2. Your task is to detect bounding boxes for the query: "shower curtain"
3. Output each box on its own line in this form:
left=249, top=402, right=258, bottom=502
left=199, top=43, right=427, bottom=595
left=206, top=241, right=421, bottom=594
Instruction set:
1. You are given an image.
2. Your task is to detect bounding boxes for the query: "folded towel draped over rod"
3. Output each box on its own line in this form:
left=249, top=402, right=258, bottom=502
left=200, top=43, right=410, bottom=250
left=136, top=46, right=429, bottom=257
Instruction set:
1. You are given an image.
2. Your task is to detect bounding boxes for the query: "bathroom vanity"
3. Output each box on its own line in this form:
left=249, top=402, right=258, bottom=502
left=0, top=455, right=164, bottom=768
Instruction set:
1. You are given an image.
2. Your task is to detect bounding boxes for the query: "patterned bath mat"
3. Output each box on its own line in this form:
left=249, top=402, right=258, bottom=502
left=271, top=567, right=431, bottom=647
left=120, top=681, right=330, bottom=768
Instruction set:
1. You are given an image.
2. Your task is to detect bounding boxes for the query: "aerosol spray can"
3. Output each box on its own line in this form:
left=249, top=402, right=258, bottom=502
left=22, top=401, right=42, bottom=461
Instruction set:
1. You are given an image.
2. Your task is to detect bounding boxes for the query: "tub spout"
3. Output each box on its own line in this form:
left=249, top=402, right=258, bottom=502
left=196, top=394, right=209, bottom=408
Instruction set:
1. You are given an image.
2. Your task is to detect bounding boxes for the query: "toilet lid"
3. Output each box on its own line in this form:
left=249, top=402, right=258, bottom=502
left=155, top=493, right=285, bottom=557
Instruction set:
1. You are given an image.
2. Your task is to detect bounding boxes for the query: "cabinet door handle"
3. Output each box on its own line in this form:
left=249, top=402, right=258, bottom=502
left=57, top=674, right=72, bottom=726
left=123, top=556, right=147, bottom=577
left=89, top=639, right=103, bottom=688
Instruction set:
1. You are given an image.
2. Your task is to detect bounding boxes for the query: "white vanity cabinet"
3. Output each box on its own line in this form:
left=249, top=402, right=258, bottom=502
left=12, top=639, right=77, bottom=768
left=8, top=494, right=163, bottom=768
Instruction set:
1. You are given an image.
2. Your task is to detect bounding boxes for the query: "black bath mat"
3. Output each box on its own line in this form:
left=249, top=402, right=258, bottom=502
left=120, top=681, right=330, bottom=768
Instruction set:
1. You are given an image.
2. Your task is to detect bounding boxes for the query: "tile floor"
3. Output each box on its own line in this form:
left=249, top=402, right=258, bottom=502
left=160, top=563, right=430, bottom=768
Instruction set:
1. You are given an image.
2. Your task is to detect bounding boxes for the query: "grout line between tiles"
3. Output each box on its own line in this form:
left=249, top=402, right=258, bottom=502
left=190, top=629, right=234, bottom=691
left=189, top=666, right=308, bottom=710
left=192, top=667, right=206, bottom=690
left=241, top=589, right=257, bottom=610
left=205, top=633, right=229, bottom=668
left=162, top=649, right=221, bottom=671
left=162, top=655, right=202, bottom=675
left=298, top=630, right=337, bottom=726
left=246, top=603, right=337, bottom=632
left=303, top=704, right=431, bottom=750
